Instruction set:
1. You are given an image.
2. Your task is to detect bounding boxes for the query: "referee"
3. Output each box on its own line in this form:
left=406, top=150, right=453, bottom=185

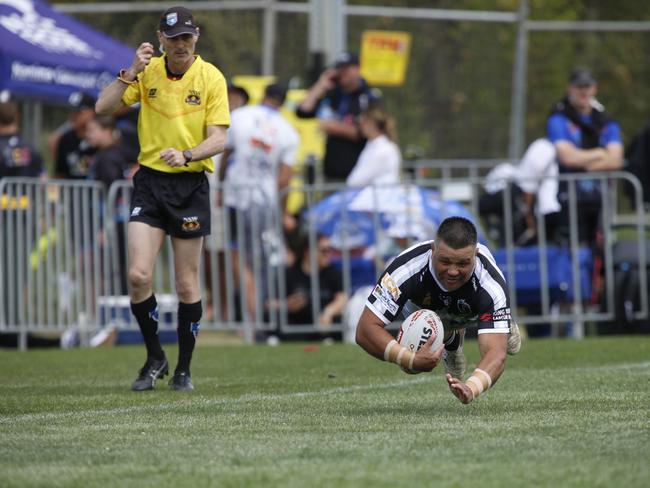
left=96, top=6, right=230, bottom=391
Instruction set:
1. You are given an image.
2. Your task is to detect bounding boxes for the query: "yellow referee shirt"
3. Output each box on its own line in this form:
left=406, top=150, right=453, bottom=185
left=122, top=55, right=230, bottom=173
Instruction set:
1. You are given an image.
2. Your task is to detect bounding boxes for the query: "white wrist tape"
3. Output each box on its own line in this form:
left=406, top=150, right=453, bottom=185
left=384, top=340, right=398, bottom=361
left=465, top=368, right=493, bottom=400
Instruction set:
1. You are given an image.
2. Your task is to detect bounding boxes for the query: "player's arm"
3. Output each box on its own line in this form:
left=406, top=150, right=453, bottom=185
left=96, top=42, right=154, bottom=115
left=446, top=332, right=508, bottom=404
left=356, top=307, right=443, bottom=372
left=160, top=125, right=228, bottom=168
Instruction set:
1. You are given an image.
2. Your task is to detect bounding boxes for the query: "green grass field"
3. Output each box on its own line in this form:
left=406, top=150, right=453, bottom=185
left=1, top=336, right=649, bottom=488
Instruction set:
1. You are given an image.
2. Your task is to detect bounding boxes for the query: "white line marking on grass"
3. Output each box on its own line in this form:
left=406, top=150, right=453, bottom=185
left=0, top=375, right=436, bottom=425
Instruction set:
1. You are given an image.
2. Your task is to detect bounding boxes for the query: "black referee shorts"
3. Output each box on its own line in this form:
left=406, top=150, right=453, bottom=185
left=129, top=166, right=211, bottom=238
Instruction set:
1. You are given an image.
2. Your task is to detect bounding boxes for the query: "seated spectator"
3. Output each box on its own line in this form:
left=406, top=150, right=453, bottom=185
left=269, top=233, right=347, bottom=341
left=479, top=138, right=560, bottom=246
left=547, top=67, right=623, bottom=245
left=346, top=102, right=401, bottom=187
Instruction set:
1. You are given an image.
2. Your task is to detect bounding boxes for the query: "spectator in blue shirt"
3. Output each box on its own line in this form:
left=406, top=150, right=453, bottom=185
left=546, top=67, right=623, bottom=244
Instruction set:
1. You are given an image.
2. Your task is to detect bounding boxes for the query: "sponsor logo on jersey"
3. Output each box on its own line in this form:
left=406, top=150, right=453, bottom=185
left=185, top=90, right=201, bottom=106
left=372, top=284, right=399, bottom=315
left=380, top=273, right=400, bottom=300
left=457, top=299, right=472, bottom=315
left=479, top=313, right=493, bottom=322
left=439, top=294, right=451, bottom=307
left=182, top=216, right=201, bottom=231
left=492, top=307, right=511, bottom=322
left=131, top=206, right=141, bottom=216
left=148, top=88, right=157, bottom=98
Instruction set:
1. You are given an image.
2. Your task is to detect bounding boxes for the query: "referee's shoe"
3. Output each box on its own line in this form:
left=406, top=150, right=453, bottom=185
left=169, top=371, right=194, bottom=391
left=131, top=356, right=169, bottom=391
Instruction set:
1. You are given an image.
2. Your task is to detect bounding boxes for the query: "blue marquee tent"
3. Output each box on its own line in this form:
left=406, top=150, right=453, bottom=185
left=0, top=0, right=134, bottom=103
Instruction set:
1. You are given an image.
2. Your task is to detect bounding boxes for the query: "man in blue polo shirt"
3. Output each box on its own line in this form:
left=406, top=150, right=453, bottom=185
left=546, top=67, right=623, bottom=244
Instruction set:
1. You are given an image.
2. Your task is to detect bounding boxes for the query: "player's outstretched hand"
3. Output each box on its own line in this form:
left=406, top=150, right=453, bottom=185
left=131, top=42, right=154, bottom=74
left=411, top=337, right=444, bottom=372
left=446, top=373, right=473, bottom=404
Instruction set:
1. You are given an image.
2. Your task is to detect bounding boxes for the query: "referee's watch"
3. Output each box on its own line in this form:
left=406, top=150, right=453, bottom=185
left=182, top=149, right=193, bottom=164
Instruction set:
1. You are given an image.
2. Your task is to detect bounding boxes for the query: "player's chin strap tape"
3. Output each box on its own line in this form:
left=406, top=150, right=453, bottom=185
left=383, top=339, right=415, bottom=372
left=465, top=368, right=492, bottom=401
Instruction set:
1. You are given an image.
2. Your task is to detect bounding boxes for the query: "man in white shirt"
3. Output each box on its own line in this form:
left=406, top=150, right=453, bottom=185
left=219, top=83, right=300, bottom=322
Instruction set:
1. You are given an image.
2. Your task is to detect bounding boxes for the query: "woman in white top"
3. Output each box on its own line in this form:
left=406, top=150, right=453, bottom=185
left=346, top=103, right=401, bottom=187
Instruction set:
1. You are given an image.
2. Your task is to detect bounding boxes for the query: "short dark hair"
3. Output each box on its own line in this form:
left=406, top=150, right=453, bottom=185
left=264, top=83, right=287, bottom=105
left=436, top=217, right=477, bottom=249
left=0, top=101, right=18, bottom=126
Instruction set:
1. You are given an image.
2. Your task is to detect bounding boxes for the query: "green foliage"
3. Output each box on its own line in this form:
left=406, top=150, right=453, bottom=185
left=48, top=1, right=650, bottom=159
left=1, top=336, right=649, bottom=487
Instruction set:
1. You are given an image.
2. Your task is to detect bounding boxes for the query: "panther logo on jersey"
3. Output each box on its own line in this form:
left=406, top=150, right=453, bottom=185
left=185, top=90, right=201, bottom=106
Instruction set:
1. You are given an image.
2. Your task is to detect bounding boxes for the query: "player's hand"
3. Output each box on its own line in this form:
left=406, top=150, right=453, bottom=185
left=411, top=337, right=444, bottom=372
left=446, top=373, right=474, bottom=404
left=160, top=148, right=186, bottom=167
left=131, top=42, right=154, bottom=74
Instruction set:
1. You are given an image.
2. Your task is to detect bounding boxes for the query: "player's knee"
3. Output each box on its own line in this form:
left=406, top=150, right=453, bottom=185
left=175, top=276, right=199, bottom=302
left=128, top=267, right=152, bottom=291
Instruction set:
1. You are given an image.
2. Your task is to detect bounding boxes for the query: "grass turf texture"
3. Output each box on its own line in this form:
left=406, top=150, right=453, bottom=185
left=1, top=336, right=649, bottom=488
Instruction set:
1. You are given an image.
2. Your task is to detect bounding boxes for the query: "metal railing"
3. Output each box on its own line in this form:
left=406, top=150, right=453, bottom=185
left=2, top=169, right=648, bottom=348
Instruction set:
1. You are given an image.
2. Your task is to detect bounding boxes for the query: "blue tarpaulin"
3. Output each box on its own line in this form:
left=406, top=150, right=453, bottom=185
left=0, top=0, right=134, bottom=103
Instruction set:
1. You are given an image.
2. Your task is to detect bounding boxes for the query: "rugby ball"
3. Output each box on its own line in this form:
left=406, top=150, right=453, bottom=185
left=397, top=309, right=444, bottom=355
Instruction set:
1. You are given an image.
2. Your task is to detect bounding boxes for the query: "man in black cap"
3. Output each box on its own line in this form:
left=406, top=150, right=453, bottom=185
left=96, top=6, right=230, bottom=392
left=296, top=51, right=378, bottom=183
left=53, top=91, right=97, bottom=179
left=546, top=67, right=623, bottom=244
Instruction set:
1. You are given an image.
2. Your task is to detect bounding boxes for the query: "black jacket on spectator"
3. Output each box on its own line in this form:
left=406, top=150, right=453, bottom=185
left=0, top=134, right=43, bottom=178
left=296, top=80, right=377, bottom=180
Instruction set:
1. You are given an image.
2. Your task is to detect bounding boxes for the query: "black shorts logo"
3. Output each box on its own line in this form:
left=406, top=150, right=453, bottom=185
left=185, top=90, right=201, bottom=105
left=182, top=216, right=201, bottom=232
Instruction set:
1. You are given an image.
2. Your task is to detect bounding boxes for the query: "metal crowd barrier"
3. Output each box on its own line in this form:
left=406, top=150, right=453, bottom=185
left=1, top=169, right=648, bottom=349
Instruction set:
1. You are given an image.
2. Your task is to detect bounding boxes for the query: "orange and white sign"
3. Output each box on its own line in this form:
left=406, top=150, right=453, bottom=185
left=360, top=30, right=411, bottom=86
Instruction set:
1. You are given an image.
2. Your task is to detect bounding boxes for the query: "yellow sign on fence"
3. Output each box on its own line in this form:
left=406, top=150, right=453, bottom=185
left=360, top=30, right=412, bottom=86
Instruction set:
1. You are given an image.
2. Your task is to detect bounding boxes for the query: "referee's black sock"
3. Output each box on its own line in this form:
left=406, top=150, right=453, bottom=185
left=176, top=300, right=202, bottom=375
left=131, top=294, right=165, bottom=361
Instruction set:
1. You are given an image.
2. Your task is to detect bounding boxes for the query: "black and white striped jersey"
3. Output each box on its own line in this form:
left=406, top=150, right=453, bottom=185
left=365, top=240, right=511, bottom=334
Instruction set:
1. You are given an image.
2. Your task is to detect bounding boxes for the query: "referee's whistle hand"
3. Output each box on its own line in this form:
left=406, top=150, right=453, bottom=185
left=160, top=148, right=186, bottom=167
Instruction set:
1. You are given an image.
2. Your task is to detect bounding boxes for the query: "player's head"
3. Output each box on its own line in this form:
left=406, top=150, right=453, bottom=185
left=157, top=6, right=199, bottom=64
left=263, top=83, right=288, bottom=107
left=227, top=83, right=249, bottom=111
left=432, top=217, right=478, bottom=291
